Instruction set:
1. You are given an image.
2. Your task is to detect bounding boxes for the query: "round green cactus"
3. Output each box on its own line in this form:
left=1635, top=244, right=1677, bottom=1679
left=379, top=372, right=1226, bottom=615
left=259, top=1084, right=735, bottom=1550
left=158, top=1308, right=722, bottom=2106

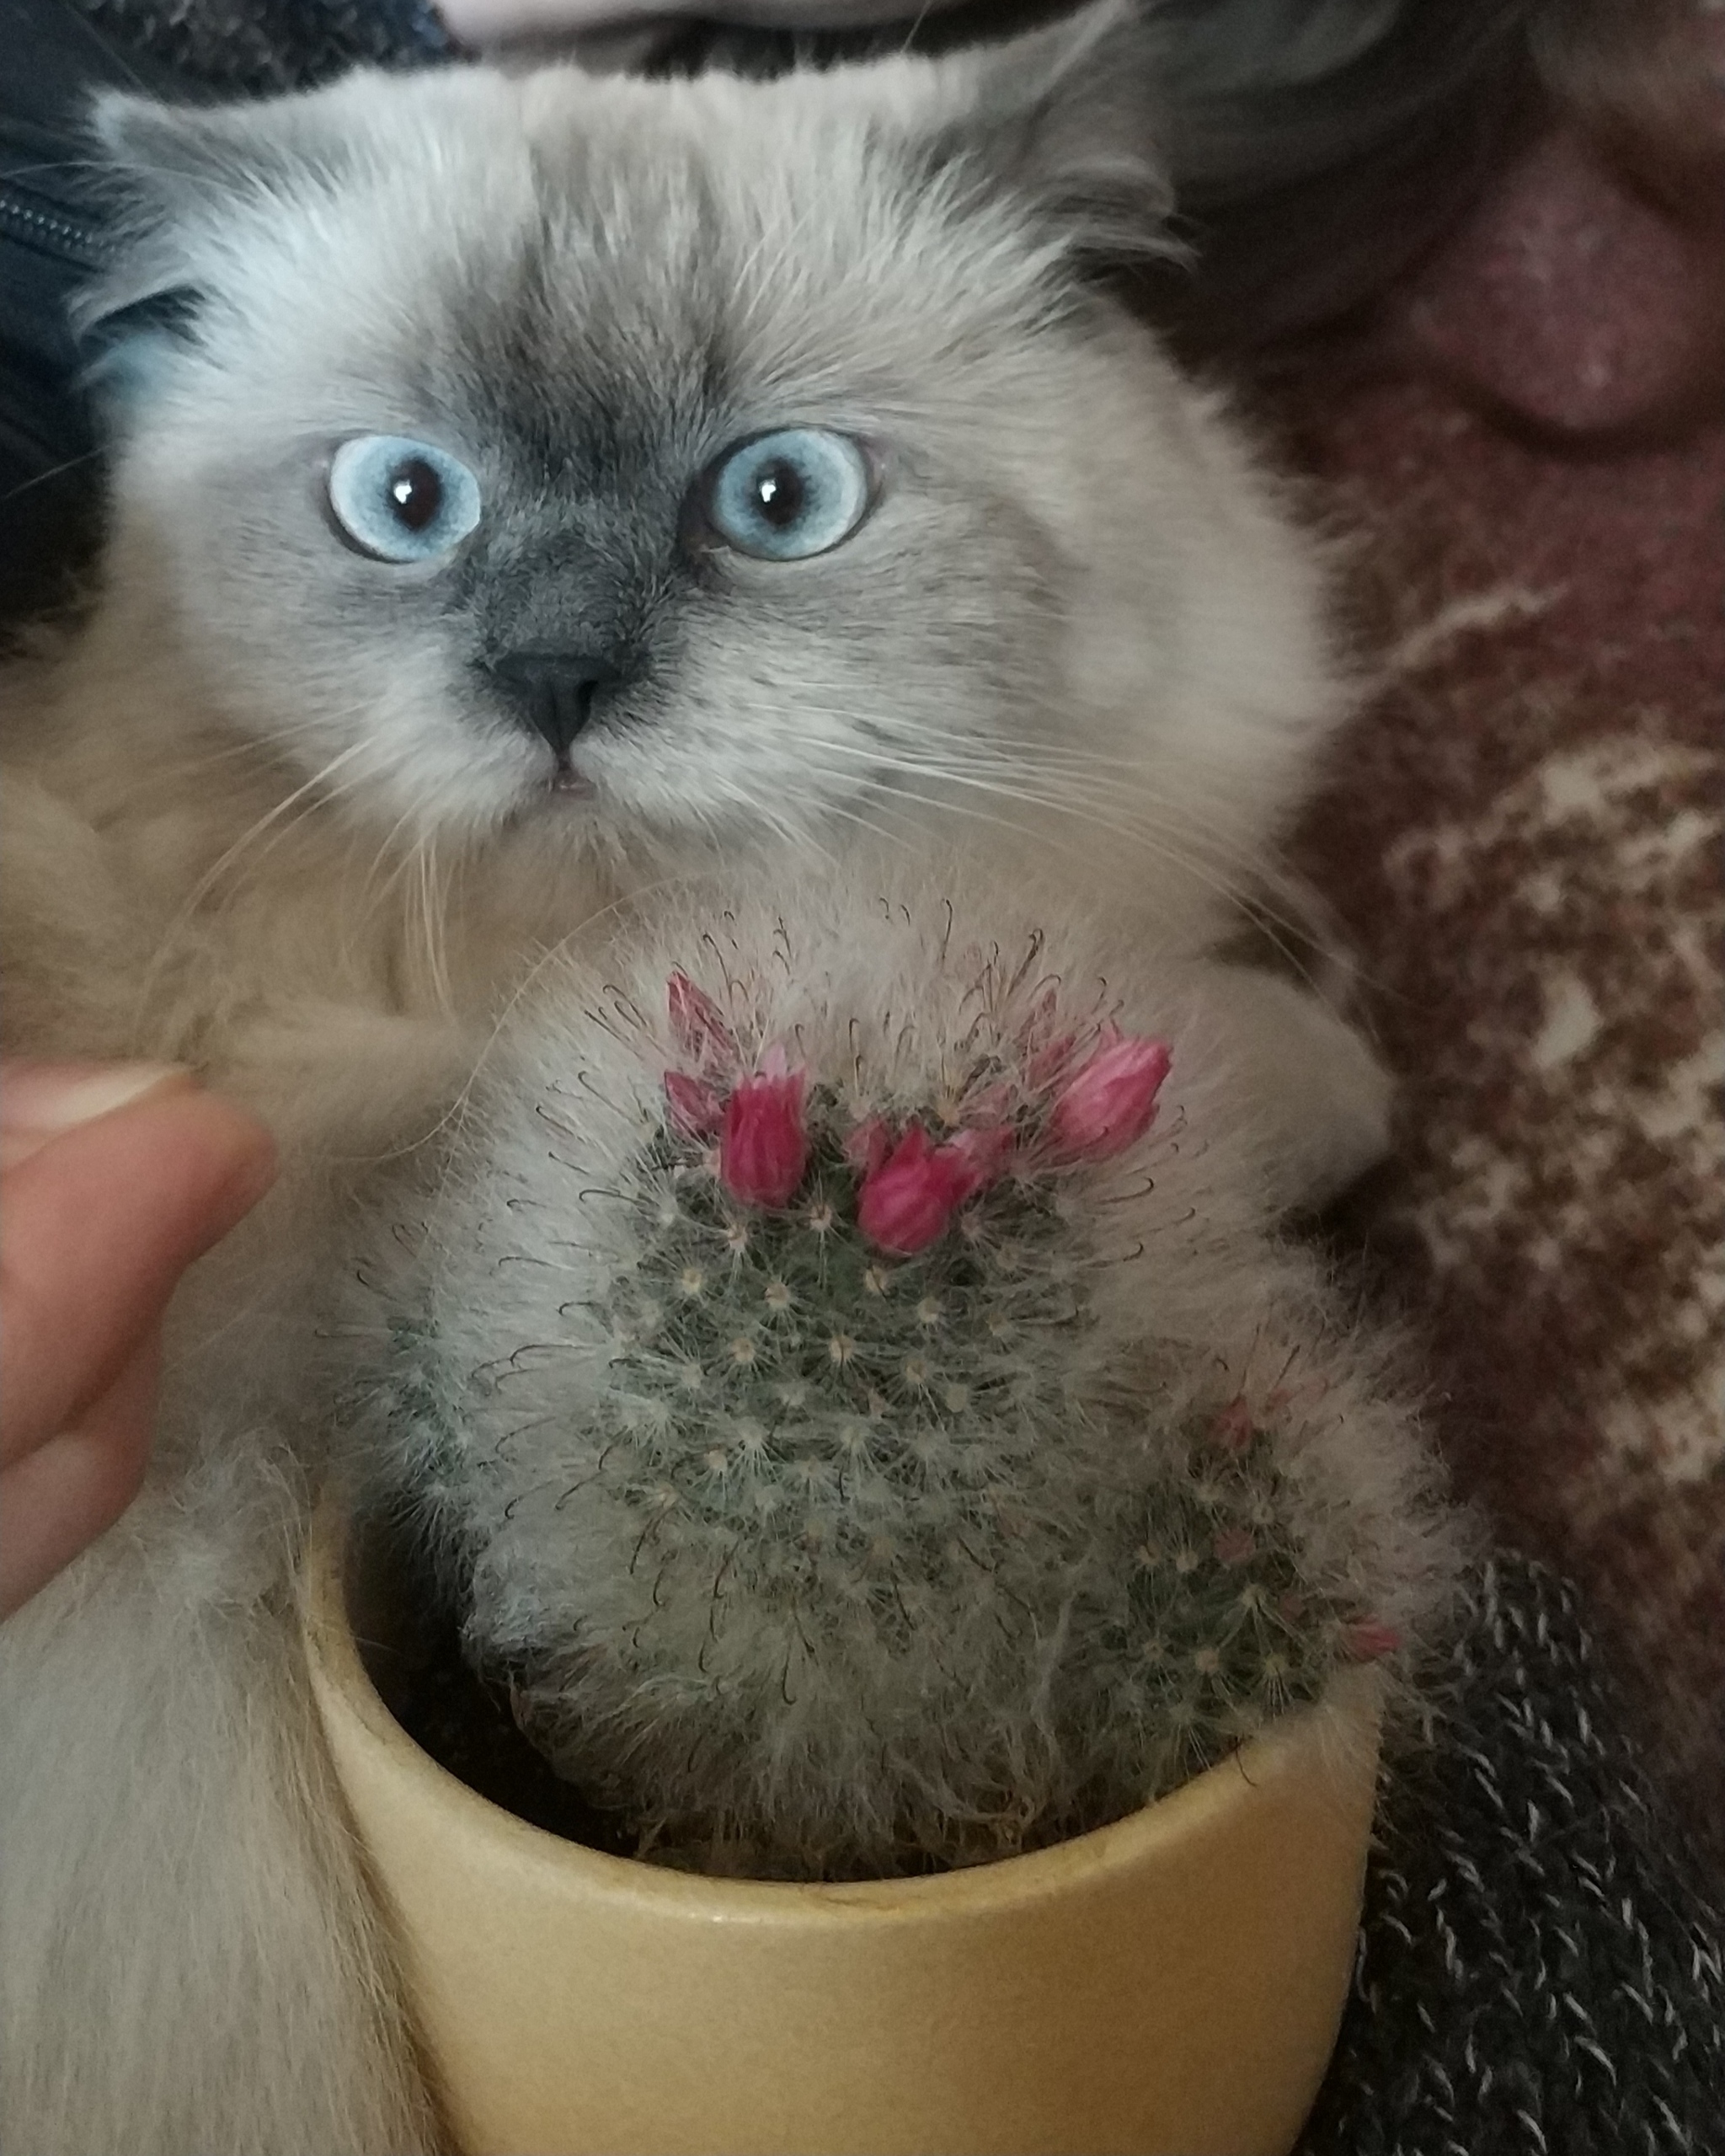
left=364, top=897, right=1450, bottom=1878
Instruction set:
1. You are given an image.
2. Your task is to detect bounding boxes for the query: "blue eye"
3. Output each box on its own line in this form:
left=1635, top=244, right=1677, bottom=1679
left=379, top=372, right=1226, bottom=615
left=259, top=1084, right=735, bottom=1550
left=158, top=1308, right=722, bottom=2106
left=326, top=435, right=481, bottom=563
left=702, top=428, right=873, bottom=561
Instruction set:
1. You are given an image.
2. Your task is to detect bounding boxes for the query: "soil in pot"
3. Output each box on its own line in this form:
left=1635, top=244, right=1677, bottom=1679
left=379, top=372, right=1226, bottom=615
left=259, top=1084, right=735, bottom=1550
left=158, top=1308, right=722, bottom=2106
left=351, top=1525, right=638, bottom=1858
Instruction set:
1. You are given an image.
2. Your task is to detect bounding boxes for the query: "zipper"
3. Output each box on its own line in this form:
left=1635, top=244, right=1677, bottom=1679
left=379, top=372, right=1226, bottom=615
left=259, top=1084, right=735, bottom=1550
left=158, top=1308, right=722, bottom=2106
left=0, top=182, right=110, bottom=270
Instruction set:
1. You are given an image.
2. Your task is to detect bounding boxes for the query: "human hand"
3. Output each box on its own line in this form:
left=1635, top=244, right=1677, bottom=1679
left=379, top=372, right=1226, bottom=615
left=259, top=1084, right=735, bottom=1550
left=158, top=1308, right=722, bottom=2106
left=0, top=1064, right=277, bottom=1618
left=436, top=0, right=956, bottom=52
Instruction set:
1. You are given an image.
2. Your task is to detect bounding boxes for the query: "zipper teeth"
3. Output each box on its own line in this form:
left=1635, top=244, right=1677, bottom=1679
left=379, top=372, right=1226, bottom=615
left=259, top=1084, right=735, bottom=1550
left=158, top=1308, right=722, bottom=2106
left=0, top=187, right=110, bottom=265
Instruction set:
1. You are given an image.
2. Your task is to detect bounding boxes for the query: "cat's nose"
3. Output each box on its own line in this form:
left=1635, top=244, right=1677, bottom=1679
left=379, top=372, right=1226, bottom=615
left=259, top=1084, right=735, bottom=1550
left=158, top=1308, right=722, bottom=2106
left=486, top=650, right=622, bottom=757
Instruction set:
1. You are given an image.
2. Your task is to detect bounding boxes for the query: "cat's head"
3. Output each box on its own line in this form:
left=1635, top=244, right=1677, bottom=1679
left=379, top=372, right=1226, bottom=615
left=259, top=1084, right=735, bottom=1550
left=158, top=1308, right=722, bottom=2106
left=80, top=3, right=1332, bottom=875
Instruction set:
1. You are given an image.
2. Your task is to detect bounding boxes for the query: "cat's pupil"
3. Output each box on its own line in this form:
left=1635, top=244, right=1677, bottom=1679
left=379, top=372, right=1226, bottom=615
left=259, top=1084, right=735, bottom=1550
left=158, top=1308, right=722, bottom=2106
left=388, top=458, right=443, bottom=532
left=753, top=458, right=804, bottom=529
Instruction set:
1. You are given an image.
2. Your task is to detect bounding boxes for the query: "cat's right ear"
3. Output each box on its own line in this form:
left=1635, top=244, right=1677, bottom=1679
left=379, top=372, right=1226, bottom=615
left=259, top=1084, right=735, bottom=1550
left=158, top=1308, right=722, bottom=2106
left=86, top=87, right=358, bottom=229
left=72, top=88, right=357, bottom=383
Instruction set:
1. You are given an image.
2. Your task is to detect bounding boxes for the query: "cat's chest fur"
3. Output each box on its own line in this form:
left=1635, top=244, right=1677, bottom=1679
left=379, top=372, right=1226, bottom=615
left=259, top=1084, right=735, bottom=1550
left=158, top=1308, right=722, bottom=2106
left=1, top=647, right=617, bottom=1107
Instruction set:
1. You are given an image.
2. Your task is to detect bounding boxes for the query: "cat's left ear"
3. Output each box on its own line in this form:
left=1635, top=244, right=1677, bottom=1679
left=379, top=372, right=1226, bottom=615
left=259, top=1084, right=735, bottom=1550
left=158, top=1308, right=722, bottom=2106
left=72, top=87, right=358, bottom=339
left=892, top=0, right=1175, bottom=260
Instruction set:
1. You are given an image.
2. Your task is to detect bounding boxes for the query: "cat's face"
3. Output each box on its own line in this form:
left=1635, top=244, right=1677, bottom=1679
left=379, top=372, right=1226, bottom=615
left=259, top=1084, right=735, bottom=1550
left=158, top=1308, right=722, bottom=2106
left=86, top=8, right=1332, bottom=869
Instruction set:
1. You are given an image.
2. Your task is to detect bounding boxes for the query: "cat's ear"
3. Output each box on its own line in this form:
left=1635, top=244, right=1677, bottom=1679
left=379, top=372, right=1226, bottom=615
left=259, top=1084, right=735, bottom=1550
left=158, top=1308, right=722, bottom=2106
left=72, top=89, right=356, bottom=345
left=87, top=87, right=358, bottom=226
left=72, top=89, right=358, bottom=407
left=900, top=0, right=1175, bottom=260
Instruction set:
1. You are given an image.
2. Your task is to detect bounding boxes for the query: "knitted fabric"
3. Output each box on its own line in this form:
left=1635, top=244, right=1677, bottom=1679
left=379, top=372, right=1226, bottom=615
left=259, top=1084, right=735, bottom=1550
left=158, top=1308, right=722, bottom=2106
left=61, top=0, right=453, bottom=95
left=1300, top=1553, right=1725, bottom=2155
left=1290, top=373, right=1725, bottom=1880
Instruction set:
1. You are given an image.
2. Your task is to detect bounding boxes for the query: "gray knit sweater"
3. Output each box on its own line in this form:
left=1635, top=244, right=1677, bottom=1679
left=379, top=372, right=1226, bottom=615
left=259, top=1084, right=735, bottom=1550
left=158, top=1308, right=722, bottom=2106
left=1300, top=1554, right=1725, bottom=2155
left=64, top=0, right=455, bottom=94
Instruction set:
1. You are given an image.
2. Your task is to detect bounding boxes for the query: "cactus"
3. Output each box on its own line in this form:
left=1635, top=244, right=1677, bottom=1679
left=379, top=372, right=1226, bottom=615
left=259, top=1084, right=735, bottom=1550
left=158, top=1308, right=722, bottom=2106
left=365, top=878, right=1454, bottom=1879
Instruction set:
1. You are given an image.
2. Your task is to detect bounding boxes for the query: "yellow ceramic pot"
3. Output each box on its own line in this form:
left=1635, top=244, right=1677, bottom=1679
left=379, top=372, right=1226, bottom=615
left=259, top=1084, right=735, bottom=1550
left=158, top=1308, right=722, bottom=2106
left=302, top=1509, right=1379, bottom=2156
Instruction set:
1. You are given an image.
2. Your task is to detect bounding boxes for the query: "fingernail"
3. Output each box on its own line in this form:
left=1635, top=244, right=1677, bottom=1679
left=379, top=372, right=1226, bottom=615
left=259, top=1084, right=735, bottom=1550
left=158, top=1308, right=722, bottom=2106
left=0, top=1064, right=195, bottom=1166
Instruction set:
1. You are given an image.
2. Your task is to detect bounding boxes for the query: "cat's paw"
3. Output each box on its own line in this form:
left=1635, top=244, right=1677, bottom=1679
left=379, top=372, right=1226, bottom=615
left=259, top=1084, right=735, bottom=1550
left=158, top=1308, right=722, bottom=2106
left=1290, top=999, right=1394, bottom=1210
left=1198, top=966, right=1393, bottom=1216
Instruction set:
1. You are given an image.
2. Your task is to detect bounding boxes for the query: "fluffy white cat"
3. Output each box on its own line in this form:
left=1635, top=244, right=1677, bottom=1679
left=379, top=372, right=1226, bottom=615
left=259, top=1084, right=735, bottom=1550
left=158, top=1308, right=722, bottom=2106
left=0, top=8, right=1401, bottom=2147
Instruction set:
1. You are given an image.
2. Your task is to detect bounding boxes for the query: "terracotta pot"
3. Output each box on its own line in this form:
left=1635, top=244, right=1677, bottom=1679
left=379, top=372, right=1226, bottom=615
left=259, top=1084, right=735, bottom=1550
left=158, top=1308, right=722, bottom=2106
left=302, top=1508, right=1379, bottom=2156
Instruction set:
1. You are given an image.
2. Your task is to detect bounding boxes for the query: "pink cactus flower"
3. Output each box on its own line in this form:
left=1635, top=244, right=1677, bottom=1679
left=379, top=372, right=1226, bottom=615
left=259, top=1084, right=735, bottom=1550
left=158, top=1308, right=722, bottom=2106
left=843, top=1115, right=893, bottom=1178
left=1045, top=1025, right=1172, bottom=1163
left=1209, top=1397, right=1256, bottom=1453
left=942, top=1123, right=1016, bottom=1196
left=857, top=1125, right=980, bottom=1255
left=718, top=1044, right=809, bottom=1209
left=663, top=1071, right=723, bottom=1138
left=1213, top=1527, right=1257, bottom=1566
left=1025, top=1031, right=1080, bottom=1094
left=1341, top=1618, right=1402, bottom=1663
left=667, top=970, right=737, bottom=1075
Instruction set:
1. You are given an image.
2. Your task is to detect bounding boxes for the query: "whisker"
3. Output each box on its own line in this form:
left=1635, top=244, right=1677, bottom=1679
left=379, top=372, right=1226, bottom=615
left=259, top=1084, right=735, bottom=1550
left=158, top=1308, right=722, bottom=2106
left=789, top=729, right=1351, bottom=979
left=790, top=741, right=1354, bottom=996
left=129, top=737, right=377, bottom=1035
left=1, top=451, right=104, bottom=506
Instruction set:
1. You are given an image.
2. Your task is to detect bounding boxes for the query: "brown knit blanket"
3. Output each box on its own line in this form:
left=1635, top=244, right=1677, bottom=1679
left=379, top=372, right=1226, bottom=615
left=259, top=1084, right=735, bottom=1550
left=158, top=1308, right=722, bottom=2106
left=1290, top=378, right=1723, bottom=1875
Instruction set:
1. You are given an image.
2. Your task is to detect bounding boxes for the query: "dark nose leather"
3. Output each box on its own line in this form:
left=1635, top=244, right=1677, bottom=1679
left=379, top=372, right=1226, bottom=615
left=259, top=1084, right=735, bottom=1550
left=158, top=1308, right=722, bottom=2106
left=488, top=650, right=621, bottom=757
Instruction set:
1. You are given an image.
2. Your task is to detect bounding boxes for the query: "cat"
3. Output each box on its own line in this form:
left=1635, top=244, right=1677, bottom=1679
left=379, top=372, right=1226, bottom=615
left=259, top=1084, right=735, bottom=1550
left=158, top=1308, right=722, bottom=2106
left=0, top=7, right=1393, bottom=2147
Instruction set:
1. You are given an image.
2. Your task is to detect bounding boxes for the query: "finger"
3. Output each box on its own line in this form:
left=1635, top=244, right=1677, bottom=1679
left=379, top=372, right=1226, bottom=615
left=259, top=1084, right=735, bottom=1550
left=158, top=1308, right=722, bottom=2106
left=0, top=1061, right=195, bottom=1169
left=0, top=1332, right=160, bottom=1618
left=1, top=1088, right=277, bottom=1467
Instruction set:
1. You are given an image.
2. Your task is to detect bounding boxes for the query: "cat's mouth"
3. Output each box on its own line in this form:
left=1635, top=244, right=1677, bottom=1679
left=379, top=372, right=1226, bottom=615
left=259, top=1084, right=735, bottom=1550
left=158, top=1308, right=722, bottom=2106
left=548, top=757, right=596, bottom=802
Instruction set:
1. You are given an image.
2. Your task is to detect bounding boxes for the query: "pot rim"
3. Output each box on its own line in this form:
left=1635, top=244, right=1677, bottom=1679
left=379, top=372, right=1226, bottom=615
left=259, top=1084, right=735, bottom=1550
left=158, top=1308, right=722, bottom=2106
left=304, top=1500, right=1381, bottom=1931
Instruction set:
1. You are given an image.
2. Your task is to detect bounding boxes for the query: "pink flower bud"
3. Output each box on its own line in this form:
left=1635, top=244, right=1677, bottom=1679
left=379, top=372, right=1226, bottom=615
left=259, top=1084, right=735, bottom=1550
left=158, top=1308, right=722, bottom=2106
left=718, top=1045, right=808, bottom=1208
left=1026, top=1032, right=1080, bottom=1094
left=942, top=1123, right=1016, bottom=1197
left=1045, top=1026, right=1172, bottom=1163
left=663, top=1071, right=723, bottom=1138
left=1209, top=1397, right=1256, bottom=1452
left=1213, top=1527, right=1257, bottom=1566
left=1341, top=1618, right=1402, bottom=1663
left=843, top=1115, right=893, bottom=1177
left=857, top=1125, right=978, bottom=1255
left=667, top=970, right=737, bottom=1075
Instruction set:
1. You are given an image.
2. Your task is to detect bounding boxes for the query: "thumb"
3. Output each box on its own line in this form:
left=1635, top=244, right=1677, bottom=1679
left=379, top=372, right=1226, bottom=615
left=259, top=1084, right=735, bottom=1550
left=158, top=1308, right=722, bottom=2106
left=1, top=1067, right=278, bottom=1464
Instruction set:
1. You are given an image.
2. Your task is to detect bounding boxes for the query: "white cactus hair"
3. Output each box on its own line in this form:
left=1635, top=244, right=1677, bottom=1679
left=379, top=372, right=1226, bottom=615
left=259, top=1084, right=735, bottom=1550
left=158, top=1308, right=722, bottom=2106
left=357, top=852, right=1461, bottom=1875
